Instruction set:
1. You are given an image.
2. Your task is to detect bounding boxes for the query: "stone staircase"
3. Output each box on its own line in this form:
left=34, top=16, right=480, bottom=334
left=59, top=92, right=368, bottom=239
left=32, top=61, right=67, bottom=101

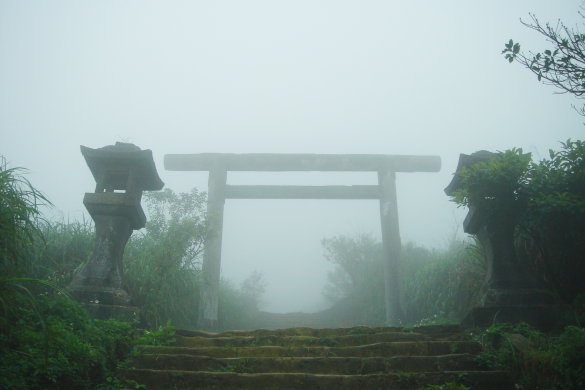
left=121, top=325, right=513, bottom=390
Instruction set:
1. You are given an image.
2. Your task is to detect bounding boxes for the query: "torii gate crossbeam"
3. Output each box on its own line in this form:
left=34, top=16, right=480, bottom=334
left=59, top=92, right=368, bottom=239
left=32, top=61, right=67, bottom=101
left=164, top=153, right=441, bottom=329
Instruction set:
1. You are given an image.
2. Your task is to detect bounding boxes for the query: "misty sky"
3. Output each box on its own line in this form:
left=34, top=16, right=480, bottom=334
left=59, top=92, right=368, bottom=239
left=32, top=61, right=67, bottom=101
left=1, top=1, right=583, bottom=313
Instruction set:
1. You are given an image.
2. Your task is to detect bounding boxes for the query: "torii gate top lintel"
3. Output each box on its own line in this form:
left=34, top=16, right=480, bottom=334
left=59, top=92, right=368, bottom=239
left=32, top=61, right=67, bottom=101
left=164, top=153, right=441, bottom=173
left=164, top=153, right=441, bottom=330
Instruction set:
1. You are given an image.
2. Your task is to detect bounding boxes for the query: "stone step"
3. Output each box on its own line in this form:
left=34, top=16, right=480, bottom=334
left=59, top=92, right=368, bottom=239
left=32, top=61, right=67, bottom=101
left=130, top=353, right=482, bottom=374
left=175, top=324, right=465, bottom=340
left=174, top=331, right=436, bottom=348
left=139, top=340, right=482, bottom=358
left=120, top=369, right=514, bottom=390
left=122, top=325, right=513, bottom=389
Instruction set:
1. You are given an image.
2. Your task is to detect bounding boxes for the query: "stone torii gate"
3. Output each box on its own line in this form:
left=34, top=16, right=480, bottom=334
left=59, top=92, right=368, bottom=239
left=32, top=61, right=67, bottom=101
left=164, top=153, right=441, bottom=329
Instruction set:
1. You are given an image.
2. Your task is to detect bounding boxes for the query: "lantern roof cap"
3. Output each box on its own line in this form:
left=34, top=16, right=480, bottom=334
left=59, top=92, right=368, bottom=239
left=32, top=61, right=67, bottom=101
left=81, top=142, right=164, bottom=191
left=444, top=150, right=497, bottom=196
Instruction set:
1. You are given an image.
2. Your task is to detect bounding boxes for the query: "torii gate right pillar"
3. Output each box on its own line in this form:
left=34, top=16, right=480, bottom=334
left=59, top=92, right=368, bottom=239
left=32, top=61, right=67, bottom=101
left=379, top=168, right=405, bottom=325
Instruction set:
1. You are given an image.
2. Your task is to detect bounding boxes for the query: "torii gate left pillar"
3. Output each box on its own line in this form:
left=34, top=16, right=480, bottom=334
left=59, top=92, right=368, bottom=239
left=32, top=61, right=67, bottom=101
left=165, top=153, right=441, bottom=330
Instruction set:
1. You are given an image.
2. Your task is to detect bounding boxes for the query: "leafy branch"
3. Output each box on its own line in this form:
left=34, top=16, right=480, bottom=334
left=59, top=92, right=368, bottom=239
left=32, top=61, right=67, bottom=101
left=503, top=12, right=585, bottom=116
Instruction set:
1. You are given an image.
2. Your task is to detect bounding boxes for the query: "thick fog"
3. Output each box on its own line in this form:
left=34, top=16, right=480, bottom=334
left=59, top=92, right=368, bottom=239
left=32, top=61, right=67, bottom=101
left=1, top=1, right=583, bottom=313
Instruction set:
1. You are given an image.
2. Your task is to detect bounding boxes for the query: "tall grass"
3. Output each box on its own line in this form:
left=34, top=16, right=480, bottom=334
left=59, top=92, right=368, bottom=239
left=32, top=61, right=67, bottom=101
left=402, top=239, right=487, bottom=324
left=0, top=157, right=51, bottom=275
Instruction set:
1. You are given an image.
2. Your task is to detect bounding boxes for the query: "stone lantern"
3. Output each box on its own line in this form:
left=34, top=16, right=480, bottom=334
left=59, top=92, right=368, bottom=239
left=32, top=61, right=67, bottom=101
left=445, top=151, right=561, bottom=329
left=68, top=142, right=164, bottom=319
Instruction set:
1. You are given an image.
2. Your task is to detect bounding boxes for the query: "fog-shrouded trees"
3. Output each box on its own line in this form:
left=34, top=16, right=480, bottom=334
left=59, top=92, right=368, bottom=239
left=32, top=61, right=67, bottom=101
left=321, top=234, right=486, bottom=326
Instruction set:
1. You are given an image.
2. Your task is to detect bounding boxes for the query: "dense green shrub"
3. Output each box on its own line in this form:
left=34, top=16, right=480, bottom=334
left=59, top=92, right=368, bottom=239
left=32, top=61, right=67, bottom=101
left=553, top=326, right=585, bottom=389
left=449, top=140, right=585, bottom=303
left=477, top=322, right=585, bottom=390
left=520, top=140, right=585, bottom=302
left=450, top=148, right=531, bottom=212
left=0, top=292, right=136, bottom=390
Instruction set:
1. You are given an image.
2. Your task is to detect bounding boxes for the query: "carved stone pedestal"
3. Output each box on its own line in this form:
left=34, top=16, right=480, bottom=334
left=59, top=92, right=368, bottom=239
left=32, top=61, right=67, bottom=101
left=68, top=212, right=137, bottom=321
left=462, top=209, right=562, bottom=330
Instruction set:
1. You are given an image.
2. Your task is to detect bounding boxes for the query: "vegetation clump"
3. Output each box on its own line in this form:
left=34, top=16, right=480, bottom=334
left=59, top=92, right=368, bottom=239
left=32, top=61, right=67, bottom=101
left=476, top=321, right=585, bottom=390
left=449, top=140, right=585, bottom=304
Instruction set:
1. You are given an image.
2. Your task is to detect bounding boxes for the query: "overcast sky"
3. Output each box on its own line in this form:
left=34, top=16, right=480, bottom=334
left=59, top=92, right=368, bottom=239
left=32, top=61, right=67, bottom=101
left=1, top=1, right=583, bottom=313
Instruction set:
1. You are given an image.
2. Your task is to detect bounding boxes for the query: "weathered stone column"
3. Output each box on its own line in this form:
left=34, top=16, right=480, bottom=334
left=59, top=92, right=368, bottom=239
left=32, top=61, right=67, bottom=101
left=69, top=213, right=133, bottom=307
left=378, top=168, right=405, bottom=326
left=198, top=164, right=227, bottom=330
left=466, top=205, right=556, bottom=307
left=69, top=142, right=164, bottom=320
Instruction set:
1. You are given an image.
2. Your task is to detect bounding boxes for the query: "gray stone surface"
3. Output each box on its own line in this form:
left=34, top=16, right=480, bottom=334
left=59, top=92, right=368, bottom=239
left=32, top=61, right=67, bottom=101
left=165, top=153, right=441, bottom=172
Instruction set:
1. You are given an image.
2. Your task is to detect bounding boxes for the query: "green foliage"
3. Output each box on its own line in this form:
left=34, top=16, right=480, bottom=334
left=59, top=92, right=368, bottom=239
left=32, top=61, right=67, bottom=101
left=524, top=141, right=585, bottom=302
left=518, top=142, right=585, bottom=302
left=524, top=139, right=585, bottom=223
left=503, top=11, right=585, bottom=116
left=0, top=293, right=136, bottom=390
left=124, top=188, right=206, bottom=329
left=450, top=148, right=531, bottom=213
left=553, top=326, right=585, bottom=389
left=135, top=321, right=176, bottom=346
left=476, top=322, right=585, bottom=389
left=214, top=358, right=256, bottom=373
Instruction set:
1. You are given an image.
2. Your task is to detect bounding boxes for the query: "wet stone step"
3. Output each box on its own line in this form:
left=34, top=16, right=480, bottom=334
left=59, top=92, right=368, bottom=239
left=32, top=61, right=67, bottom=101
left=122, top=325, right=512, bottom=390
left=139, top=340, right=482, bottom=358
left=175, top=324, right=465, bottom=339
left=174, top=331, right=435, bottom=348
left=130, top=353, right=482, bottom=374
left=120, top=369, right=514, bottom=390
